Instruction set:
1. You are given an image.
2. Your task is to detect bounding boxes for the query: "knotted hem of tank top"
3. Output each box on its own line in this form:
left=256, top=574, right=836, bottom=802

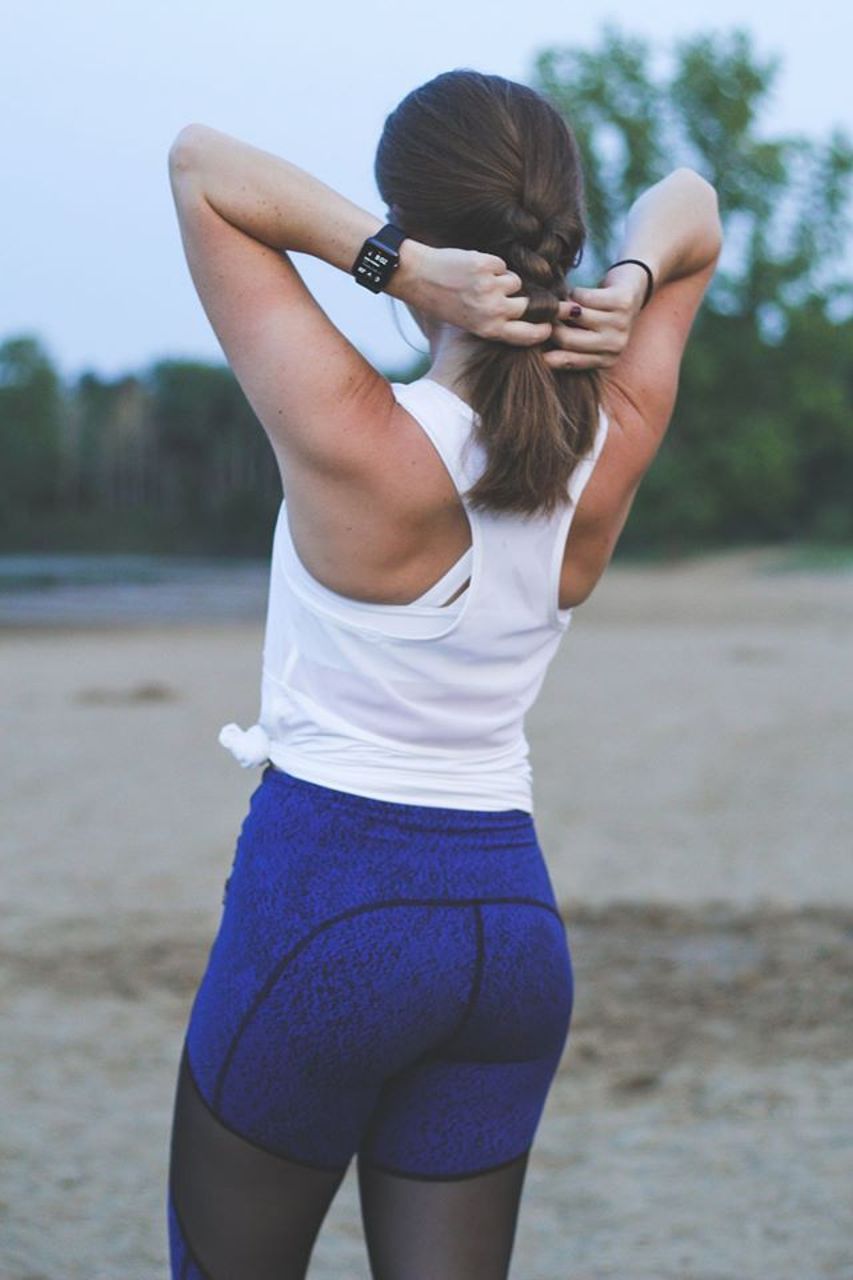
left=218, top=722, right=271, bottom=768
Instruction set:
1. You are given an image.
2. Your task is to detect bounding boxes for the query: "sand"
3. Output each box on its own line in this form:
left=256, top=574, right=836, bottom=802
left=1, top=546, right=851, bottom=1278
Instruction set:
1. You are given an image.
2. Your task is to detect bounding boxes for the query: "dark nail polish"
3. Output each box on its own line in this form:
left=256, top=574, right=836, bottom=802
left=570, top=305, right=582, bottom=317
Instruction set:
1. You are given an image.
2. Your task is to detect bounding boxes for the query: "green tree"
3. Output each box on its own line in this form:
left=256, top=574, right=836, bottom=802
left=534, top=24, right=853, bottom=547
left=0, top=335, right=64, bottom=533
left=143, top=358, right=281, bottom=550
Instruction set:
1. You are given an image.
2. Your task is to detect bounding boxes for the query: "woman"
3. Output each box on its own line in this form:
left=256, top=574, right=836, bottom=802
left=165, top=69, right=722, bottom=1280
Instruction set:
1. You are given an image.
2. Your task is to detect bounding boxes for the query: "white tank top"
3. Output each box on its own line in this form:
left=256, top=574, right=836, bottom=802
left=218, top=375, right=610, bottom=813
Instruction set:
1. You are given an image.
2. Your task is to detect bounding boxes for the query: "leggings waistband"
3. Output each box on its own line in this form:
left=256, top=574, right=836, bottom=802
left=261, top=763, right=535, bottom=835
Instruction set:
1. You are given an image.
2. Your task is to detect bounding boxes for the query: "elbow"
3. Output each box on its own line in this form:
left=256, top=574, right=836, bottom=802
left=168, top=123, right=212, bottom=174
left=676, top=167, right=724, bottom=258
left=673, top=165, right=720, bottom=203
left=168, top=125, right=215, bottom=202
left=711, top=218, right=724, bottom=260
left=707, top=190, right=724, bottom=260
left=672, top=165, right=715, bottom=191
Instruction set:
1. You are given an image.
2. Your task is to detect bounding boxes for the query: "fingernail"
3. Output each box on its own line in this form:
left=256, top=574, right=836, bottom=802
left=570, top=305, right=582, bottom=317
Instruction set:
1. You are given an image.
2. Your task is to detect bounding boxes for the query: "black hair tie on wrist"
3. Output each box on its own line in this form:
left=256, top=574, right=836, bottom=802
left=603, top=258, right=655, bottom=308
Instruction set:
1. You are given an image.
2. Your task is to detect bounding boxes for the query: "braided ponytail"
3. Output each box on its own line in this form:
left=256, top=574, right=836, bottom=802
left=376, top=69, right=602, bottom=516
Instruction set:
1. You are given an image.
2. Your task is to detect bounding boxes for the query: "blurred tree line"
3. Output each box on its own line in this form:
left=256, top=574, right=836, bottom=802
left=1, top=24, right=850, bottom=557
left=0, top=344, right=281, bottom=554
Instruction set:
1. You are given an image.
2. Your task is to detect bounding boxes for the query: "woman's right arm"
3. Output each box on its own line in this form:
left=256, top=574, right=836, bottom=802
left=551, top=168, right=723, bottom=483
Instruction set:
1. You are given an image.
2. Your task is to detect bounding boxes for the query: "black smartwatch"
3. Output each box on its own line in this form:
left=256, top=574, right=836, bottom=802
left=351, top=223, right=407, bottom=294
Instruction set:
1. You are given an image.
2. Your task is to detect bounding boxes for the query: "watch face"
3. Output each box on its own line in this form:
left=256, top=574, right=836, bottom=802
left=354, top=239, right=399, bottom=292
left=354, top=259, right=383, bottom=289
left=366, top=246, right=395, bottom=270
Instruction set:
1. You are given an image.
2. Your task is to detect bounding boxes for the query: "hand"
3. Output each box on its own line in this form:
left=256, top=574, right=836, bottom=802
left=542, top=264, right=649, bottom=371
left=391, top=242, right=554, bottom=347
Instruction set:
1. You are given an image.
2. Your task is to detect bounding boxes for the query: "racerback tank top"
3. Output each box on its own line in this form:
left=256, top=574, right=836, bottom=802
left=218, top=374, right=610, bottom=813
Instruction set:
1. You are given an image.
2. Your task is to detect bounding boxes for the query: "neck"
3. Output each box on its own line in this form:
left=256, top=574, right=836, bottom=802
left=424, top=325, right=481, bottom=400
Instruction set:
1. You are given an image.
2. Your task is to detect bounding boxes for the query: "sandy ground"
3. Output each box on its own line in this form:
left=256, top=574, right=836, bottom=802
left=1, top=546, right=851, bottom=1279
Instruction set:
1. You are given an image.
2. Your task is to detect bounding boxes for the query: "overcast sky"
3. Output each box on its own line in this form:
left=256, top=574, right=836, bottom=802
left=3, top=0, right=850, bottom=384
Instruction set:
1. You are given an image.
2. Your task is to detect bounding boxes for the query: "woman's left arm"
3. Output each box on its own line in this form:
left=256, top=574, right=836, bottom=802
left=167, top=123, right=549, bottom=481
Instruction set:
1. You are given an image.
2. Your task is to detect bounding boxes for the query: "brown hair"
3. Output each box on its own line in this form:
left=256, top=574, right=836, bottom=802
left=375, top=68, right=602, bottom=518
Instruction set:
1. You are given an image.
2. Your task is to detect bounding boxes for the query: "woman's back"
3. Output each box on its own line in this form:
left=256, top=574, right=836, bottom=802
left=219, top=374, right=610, bottom=813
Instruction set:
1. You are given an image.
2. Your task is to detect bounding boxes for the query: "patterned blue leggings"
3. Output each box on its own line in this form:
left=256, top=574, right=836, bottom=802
left=167, top=764, right=574, bottom=1279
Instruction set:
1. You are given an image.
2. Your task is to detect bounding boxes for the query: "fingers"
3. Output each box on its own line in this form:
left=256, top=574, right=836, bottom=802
left=496, top=292, right=596, bottom=348
left=503, top=292, right=531, bottom=320
left=496, top=270, right=524, bottom=296
left=556, top=298, right=611, bottom=328
left=565, top=283, right=624, bottom=310
left=478, top=252, right=511, bottom=274
left=542, top=319, right=620, bottom=369
left=467, top=258, right=622, bottom=351
left=500, top=318, right=554, bottom=347
left=549, top=322, right=604, bottom=352
left=542, top=348, right=607, bottom=370
left=556, top=298, right=583, bottom=320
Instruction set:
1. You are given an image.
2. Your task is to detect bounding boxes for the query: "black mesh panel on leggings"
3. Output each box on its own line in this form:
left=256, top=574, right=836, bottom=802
left=168, top=1040, right=531, bottom=1279
left=168, top=1040, right=349, bottom=1280
left=356, top=1148, right=530, bottom=1279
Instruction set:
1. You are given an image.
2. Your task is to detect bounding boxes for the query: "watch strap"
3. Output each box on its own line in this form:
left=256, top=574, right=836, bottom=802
left=370, top=223, right=407, bottom=255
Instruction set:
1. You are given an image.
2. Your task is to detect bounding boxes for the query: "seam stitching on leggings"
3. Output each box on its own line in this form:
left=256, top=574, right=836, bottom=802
left=446, top=903, right=485, bottom=1047
left=359, top=1145, right=531, bottom=1182
left=413, top=902, right=485, bottom=1063
left=183, top=1039, right=349, bottom=1173
left=213, top=894, right=561, bottom=1109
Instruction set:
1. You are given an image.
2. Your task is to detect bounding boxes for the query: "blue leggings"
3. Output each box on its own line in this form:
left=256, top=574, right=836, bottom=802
left=167, top=764, right=574, bottom=1279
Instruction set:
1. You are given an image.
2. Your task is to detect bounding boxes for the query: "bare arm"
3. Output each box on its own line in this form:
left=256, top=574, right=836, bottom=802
left=168, top=123, right=551, bottom=348
left=606, top=167, right=724, bottom=294
left=548, top=168, right=723, bottom=485
left=548, top=168, right=723, bottom=370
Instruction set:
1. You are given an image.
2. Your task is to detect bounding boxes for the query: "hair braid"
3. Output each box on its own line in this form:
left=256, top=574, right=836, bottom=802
left=491, top=203, right=577, bottom=325
left=376, top=68, right=602, bottom=517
